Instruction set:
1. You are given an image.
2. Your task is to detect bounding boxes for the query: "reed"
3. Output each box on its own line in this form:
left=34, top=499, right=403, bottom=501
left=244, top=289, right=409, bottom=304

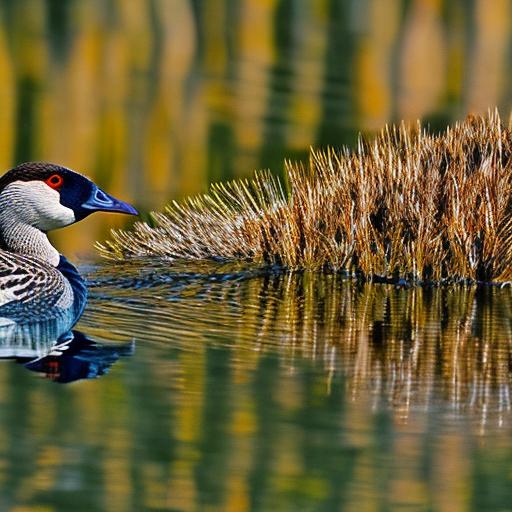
left=98, top=111, right=512, bottom=284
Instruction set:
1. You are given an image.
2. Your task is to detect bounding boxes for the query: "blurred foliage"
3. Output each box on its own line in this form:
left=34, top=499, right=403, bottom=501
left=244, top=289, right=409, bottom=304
left=0, top=0, right=509, bottom=255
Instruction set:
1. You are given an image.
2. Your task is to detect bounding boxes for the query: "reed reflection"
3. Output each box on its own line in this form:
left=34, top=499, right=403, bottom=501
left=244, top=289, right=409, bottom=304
left=86, top=263, right=512, bottom=428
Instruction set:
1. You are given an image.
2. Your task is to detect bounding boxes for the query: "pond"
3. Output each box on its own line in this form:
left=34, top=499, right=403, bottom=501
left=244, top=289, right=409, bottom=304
left=1, top=1, right=512, bottom=511
left=1, top=260, right=511, bottom=510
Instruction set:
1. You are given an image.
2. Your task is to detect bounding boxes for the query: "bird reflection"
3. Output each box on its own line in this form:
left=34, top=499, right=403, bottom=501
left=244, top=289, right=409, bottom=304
left=0, top=316, right=133, bottom=383
left=20, top=330, right=134, bottom=383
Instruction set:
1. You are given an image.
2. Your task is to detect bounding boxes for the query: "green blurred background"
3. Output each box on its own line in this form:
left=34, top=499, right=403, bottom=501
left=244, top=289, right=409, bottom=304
left=0, top=0, right=510, bottom=255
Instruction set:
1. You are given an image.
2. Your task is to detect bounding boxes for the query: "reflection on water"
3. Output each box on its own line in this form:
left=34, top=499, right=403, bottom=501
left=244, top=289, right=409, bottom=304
left=1, top=261, right=512, bottom=508
left=0, top=317, right=70, bottom=359
left=0, top=261, right=496, bottom=511
left=0, top=311, right=133, bottom=383
left=86, top=262, right=512, bottom=431
left=21, top=330, right=134, bottom=383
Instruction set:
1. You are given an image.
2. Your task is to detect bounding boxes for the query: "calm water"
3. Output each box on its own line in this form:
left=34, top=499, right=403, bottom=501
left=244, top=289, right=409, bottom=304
left=1, top=1, right=512, bottom=510
left=3, top=261, right=511, bottom=511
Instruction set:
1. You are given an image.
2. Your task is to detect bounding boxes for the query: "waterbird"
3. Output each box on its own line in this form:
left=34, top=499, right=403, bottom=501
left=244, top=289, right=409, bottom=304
left=0, top=162, right=137, bottom=328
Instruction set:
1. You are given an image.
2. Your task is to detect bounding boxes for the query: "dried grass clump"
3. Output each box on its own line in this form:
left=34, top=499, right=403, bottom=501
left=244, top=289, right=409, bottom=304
left=98, top=111, right=512, bottom=283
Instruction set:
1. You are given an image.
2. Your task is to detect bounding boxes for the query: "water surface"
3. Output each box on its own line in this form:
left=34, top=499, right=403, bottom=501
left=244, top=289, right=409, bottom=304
left=2, top=261, right=510, bottom=510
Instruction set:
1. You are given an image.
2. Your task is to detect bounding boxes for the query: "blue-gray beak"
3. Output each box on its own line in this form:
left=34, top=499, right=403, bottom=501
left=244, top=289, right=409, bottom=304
left=82, top=185, right=138, bottom=216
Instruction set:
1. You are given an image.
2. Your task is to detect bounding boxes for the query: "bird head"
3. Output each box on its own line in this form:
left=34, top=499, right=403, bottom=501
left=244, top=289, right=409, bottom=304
left=0, top=162, right=138, bottom=231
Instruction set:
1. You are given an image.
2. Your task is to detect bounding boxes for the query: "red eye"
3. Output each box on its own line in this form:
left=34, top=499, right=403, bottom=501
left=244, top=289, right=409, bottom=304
left=45, top=174, right=64, bottom=190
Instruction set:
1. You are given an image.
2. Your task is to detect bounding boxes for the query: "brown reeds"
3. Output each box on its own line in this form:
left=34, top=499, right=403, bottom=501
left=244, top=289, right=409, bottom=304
left=98, top=111, right=512, bottom=283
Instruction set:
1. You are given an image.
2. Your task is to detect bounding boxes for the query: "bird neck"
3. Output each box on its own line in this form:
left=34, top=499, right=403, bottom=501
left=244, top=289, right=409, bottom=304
left=0, top=215, right=60, bottom=266
left=57, top=255, right=88, bottom=320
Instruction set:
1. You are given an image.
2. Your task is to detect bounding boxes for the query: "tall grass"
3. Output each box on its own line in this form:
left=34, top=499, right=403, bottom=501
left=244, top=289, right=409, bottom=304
left=99, top=112, right=512, bottom=283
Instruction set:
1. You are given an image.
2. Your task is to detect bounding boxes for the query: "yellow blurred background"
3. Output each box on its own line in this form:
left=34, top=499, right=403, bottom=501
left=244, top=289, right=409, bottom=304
left=0, top=0, right=511, bottom=256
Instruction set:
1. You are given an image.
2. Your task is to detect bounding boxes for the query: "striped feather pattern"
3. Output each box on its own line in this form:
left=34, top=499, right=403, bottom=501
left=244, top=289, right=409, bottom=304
left=0, top=250, right=71, bottom=310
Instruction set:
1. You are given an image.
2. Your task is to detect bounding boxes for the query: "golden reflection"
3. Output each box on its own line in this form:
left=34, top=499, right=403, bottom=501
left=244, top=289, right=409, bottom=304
left=78, top=265, right=512, bottom=509
left=355, top=0, right=399, bottom=129
left=467, top=0, right=511, bottom=111
left=83, top=265, right=512, bottom=430
left=398, top=0, right=445, bottom=119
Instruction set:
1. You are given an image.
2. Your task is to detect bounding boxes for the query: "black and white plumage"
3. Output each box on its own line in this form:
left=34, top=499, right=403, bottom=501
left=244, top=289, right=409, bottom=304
left=0, top=162, right=137, bottom=330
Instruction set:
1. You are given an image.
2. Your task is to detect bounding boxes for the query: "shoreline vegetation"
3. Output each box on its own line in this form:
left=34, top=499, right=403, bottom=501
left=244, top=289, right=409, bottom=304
left=98, top=111, right=512, bottom=285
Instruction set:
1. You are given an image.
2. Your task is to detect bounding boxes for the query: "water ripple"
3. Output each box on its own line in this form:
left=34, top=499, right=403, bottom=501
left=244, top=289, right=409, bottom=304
left=80, top=261, right=512, bottom=431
